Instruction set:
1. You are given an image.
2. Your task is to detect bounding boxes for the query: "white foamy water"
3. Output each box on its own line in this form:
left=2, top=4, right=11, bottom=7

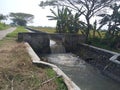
left=50, top=40, right=56, bottom=46
left=45, top=53, right=85, bottom=67
left=50, top=40, right=66, bottom=53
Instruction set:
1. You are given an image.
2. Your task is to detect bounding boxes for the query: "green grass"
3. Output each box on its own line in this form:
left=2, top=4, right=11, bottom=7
left=30, top=26, right=56, bottom=33
left=89, top=37, right=120, bottom=53
left=6, top=26, right=28, bottom=38
left=0, top=22, right=10, bottom=30
left=46, top=68, right=67, bottom=90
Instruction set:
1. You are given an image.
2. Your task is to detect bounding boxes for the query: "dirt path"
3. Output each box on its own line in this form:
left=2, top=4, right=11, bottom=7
left=0, top=27, right=16, bottom=40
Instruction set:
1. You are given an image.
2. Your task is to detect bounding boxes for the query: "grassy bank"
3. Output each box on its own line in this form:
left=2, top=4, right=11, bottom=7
left=0, top=22, right=10, bottom=30
left=6, top=26, right=28, bottom=38
left=0, top=27, right=67, bottom=90
left=88, top=37, right=120, bottom=53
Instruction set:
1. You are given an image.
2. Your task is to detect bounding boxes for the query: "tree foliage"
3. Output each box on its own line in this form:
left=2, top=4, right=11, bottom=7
left=98, top=3, right=120, bottom=49
left=9, top=12, right=34, bottom=26
left=40, top=0, right=119, bottom=42
left=47, top=7, right=83, bottom=33
left=0, top=14, right=7, bottom=21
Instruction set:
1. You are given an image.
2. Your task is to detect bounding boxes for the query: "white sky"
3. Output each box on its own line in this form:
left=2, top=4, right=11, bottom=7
left=0, top=0, right=56, bottom=27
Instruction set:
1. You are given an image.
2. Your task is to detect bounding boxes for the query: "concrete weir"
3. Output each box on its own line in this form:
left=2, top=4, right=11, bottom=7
left=25, top=42, right=81, bottom=90
left=18, top=28, right=120, bottom=90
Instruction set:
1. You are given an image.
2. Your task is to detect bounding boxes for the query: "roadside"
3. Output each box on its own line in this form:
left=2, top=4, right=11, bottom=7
left=0, top=22, right=10, bottom=30
left=0, top=27, right=16, bottom=40
left=0, top=27, right=67, bottom=90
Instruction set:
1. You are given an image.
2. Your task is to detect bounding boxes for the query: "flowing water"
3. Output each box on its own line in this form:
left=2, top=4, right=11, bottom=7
left=50, top=40, right=65, bottom=53
left=45, top=40, right=120, bottom=90
left=45, top=53, right=120, bottom=90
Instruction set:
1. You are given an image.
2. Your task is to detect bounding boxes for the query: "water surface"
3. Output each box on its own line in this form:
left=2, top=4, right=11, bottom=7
left=45, top=53, right=120, bottom=90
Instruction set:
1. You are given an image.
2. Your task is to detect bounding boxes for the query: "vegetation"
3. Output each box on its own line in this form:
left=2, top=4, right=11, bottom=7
left=40, top=0, right=119, bottom=42
left=0, top=27, right=67, bottom=90
left=6, top=26, right=28, bottom=38
left=0, top=22, right=10, bottom=30
left=47, top=7, right=83, bottom=33
left=98, top=4, right=120, bottom=49
left=30, top=26, right=56, bottom=33
left=0, top=14, right=7, bottom=21
left=9, top=12, right=34, bottom=26
left=0, top=39, right=59, bottom=90
left=45, top=68, right=67, bottom=90
left=39, top=0, right=120, bottom=51
left=88, top=3, right=120, bottom=51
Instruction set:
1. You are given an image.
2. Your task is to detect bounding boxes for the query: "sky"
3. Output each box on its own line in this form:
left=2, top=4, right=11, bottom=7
left=0, top=0, right=56, bottom=27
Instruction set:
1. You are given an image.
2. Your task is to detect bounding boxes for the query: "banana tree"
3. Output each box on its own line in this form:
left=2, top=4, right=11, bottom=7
left=98, top=3, right=120, bottom=48
left=47, top=7, right=71, bottom=33
left=47, top=7, right=84, bottom=33
left=67, top=12, right=83, bottom=33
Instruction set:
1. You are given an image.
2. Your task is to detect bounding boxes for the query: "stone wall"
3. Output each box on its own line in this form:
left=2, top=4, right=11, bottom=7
left=18, top=33, right=50, bottom=54
left=62, top=34, right=85, bottom=52
left=24, top=28, right=86, bottom=53
left=73, top=43, right=120, bottom=82
left=48, top=33, right=85, bottom=52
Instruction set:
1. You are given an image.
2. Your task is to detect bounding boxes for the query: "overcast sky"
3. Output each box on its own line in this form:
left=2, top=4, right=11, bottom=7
left=0, top=0, right=56, bottom=27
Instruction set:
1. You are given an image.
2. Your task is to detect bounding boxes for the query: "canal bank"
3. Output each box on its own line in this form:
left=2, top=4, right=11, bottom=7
left=18, top=28, right=120, bottom=90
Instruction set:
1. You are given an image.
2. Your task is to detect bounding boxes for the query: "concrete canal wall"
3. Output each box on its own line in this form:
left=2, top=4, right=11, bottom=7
left=18, top=32, right=51, bottom=54
left=74, top=43, right=120, bottom=82
left=18, top=28, right=120, bottom=82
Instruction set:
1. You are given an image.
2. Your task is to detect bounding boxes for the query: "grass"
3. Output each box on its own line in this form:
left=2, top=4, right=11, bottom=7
left=6, top=26, right=28, bottom=38
left=0, top=22, right=10, bottom=30
left=30, top=26, right=56, bottom=33
left=0, top=26, right=67, bottom=90
left=45, top=68, right=67, bottom=90
left=0, top=40, right=57, bottom=90
left=88, top=37, right=120, bottom=53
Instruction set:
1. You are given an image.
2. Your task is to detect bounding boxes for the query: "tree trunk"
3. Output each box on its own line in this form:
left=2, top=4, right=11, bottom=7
left=85, top=17, right=90, bottom=43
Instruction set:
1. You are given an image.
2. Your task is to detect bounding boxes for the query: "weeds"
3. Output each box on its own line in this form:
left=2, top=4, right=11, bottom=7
left=0, top=27, right=67, bottom=90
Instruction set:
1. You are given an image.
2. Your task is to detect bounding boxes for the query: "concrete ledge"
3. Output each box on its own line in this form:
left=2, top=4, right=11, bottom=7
left=81, top=43, right=119, bottom=55
left=81, top=43, right=120, bottom=63
left=25, top=42, right=81, bottom=90
left=109, top=54, right=120, bottom=64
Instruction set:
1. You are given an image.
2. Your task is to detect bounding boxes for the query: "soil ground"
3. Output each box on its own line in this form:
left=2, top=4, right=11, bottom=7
left=0, top=37, right=59, bottom=90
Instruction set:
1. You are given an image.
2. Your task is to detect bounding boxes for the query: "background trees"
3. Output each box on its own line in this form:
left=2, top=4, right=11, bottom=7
left=9, top=13, right=34, bottom=26
left=47, top=7, right=83, bottom=33
left=40, top=0, right=120, bottom=49
left=0, top=14, right=7, bottom=22
left=98, top=3, right=120, bottom=49
left=40, top=0, right=119, bottom=42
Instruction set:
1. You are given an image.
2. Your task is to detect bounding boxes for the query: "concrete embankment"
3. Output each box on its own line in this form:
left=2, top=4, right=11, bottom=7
left=25, top=42, right=81, bottom=90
